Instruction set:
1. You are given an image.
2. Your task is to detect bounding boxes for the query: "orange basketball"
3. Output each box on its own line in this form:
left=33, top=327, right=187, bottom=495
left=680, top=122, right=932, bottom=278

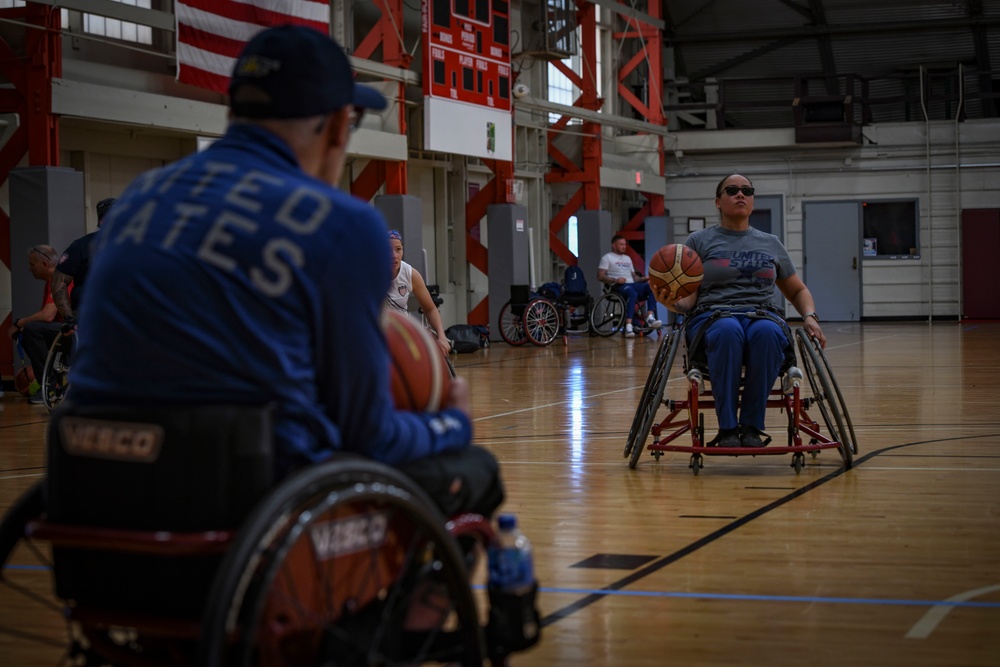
left=648, top=244, right=704, bottom=298
left=383, top=309, right=452, bottom=412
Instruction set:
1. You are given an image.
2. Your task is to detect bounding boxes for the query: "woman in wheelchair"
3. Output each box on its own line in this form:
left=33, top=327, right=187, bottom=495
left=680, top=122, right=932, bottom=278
left=655, top=174, right=826, bottom=449
left=386, top=228, right=453, bottom=355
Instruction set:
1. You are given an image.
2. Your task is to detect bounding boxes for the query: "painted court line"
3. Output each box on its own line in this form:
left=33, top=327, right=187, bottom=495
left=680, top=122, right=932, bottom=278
left=473, top=585, right=1000, bottom=610
left=905, top=584, right=1000, bottom=639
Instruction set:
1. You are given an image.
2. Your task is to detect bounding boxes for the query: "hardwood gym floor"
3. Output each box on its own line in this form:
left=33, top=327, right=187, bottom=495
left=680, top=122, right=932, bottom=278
left=2, top=321, right=998, bottom=665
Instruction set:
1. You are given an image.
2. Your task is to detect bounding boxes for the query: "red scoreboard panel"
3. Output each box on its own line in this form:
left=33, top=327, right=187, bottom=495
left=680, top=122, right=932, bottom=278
left=422, top=0, right=513, bottom=160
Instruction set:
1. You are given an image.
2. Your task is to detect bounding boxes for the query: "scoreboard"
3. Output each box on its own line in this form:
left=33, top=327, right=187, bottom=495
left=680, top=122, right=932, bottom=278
left=422, top=0, right=513, bottom=160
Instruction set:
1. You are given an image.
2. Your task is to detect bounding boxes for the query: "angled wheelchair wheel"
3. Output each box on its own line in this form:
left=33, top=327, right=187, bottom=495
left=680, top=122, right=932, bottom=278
left=628, top=327, right=681, bottom=469
left=623, top=328, right=675, bottom=458
left=199, top=458, right=485, bottom=667
left=811, top=333, right=858, bottom=455
left=444, top=352, right=457, bottom=378
left=590, top=292, right=625, bottom=337
left=523, top=298, right=560, bottom=346
left=796, top=328, right=854, bottom=467
left=0, top=481, right=68, bottom=663
left=42, top=332, right=73, bottom=411
left=498, top=301, right=528, bottom=346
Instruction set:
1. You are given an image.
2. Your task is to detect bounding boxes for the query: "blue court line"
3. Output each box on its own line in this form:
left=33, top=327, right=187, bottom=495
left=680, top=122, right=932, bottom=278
left=473, top=585, right=1000, bottom=609
left=9, top=567, right=997, bottom=611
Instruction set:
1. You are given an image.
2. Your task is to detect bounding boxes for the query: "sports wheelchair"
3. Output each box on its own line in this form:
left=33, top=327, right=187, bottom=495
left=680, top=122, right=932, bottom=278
left=41, top=327, right=74, bottom=411
left=497, top=269, right=595, bottom=347
left=589, top=284, right=662, bottom=338
left=623, top=311, right=857, bottom=474
left=497, top=284, right=567, bottom=347
left=0, top=404, right=539, bottom=665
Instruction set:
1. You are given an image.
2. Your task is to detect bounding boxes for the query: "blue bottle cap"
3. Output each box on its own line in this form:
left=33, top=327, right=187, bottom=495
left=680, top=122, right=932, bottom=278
left=498, top=514, right=517, bottom=530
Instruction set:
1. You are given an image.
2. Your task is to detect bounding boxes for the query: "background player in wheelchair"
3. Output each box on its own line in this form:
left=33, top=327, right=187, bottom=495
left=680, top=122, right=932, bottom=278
left=655, top=174, right=826, bottom=449
left=597, top=234, right=663, bottom=338
left=385, top=228, right=453, bottom=355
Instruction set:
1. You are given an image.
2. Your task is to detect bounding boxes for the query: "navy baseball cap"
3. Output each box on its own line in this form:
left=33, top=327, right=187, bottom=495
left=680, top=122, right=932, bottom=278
left=229, top=24, right=387, bottom=119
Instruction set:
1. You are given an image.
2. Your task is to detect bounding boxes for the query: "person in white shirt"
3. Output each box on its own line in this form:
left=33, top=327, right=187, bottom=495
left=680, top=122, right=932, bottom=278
left=597, top=234, right=662, bottom=338
left=386, top=229, right=452, bottom=353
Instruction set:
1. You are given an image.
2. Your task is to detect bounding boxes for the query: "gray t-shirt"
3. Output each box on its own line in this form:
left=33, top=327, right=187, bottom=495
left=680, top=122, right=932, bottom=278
left=685, top=225, right=795, bottom=308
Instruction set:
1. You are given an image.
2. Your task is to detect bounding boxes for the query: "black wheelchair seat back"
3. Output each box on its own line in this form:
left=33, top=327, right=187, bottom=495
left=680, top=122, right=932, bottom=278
left=45, top=402, right=274, bottom=618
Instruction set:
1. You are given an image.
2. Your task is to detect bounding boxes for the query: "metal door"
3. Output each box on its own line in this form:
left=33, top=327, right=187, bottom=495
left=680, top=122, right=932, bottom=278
left=802, top=201, right=861, bottom=321
left=961, top=209, right=1000, bottom=319
left=751, top=194, right=786, bottom=311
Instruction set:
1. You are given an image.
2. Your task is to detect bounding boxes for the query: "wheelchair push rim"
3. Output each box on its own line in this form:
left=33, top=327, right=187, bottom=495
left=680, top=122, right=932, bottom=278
left=625, top=327, right=680, bottom=466
left=498, top=301, right=528, bottom=346
left=41, top=331, right=73, bottom=412
left=795, top=328, right=855, bottom=467
left=198, top=459, right=486, bottom=667
left=589, top=292, right=625, bottom=337
left=523, top=298, right=560, bottom=347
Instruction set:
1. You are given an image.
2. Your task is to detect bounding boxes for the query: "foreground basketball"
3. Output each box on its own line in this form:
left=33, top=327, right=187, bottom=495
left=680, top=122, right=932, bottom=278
left=648, top=244, right=704, bottom=298
left=383, top=309, right=452, bottom=412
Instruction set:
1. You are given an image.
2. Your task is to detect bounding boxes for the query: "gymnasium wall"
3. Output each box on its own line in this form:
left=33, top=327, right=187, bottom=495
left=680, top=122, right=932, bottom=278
left=657, top=119, right=1000, bottom=319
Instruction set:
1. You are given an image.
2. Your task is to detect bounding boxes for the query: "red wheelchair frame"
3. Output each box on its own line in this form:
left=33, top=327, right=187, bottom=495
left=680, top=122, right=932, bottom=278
left=624, top=317, right=858, bottom=474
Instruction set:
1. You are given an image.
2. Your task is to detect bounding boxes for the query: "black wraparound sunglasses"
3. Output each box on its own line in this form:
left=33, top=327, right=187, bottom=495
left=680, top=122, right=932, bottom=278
left=721, top=185, right=755, bottom=197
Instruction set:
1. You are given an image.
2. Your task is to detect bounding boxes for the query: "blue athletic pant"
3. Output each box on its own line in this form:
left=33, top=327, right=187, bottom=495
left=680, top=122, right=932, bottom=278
left=613, top=283, right=658, bottom=322
left=686, top=311, right=788, bottom=431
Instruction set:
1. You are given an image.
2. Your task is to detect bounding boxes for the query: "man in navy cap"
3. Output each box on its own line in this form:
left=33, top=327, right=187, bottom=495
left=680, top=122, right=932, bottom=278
left=70, top=25, right=503, bottom=518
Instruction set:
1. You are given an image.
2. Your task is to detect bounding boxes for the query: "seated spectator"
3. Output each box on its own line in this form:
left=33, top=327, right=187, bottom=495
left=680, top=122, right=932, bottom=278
left=7, top=245, right=69, bottom=404
left=597, top=234, right=662, bottom=338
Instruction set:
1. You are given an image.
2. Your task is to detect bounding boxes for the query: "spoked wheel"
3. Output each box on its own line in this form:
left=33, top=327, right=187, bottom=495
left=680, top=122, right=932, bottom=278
left=523, top=298, right=560, bottom=347
left=0, top=482, right=68, bottom=663
left=42, top=331, right=73, bottom=411
left=796, top=328, right=854, bottom=468
left=624, top=328, right=676, bottom=458
left=498, top=301, right=528, bottom=346
left=628, top=328, right=681, bottom=469
left=589, top=293, right=625, bottom=337
left=199, top=459, right=484, bottom=667
left=808, top=331, right=858, bottom=455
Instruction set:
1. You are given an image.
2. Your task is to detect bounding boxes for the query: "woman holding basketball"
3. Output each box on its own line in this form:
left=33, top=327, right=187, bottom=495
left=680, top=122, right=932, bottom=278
left=386, top=229, right=452, bottom=354
left=656, top=174, right=825, bottom=449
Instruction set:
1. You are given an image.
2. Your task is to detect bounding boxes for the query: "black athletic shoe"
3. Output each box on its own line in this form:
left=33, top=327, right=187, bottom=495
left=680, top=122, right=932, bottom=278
left=740, top=425, right=767, bottom=448
left=717, top=428, right=742, bottom=448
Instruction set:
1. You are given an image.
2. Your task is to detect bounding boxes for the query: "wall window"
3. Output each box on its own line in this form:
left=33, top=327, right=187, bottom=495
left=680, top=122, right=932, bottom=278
left=862, top=199, right=920, bottom=259
left=546, top=16, right=603, bottom=124
left=567, top=214, right=578, bottom=257
left=84, top=0, right=153, bottom=45
left=547, top=58, right=579, bottom=124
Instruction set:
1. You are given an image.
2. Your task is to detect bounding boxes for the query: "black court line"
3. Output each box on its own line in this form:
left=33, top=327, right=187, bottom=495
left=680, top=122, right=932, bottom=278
left=0, top=419, right=49, bottom=431
left=541, top=432, right=1000, bottom=627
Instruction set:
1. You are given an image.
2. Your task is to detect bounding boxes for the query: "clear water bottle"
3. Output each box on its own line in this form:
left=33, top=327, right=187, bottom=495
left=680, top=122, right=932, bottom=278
left=486, top=513, right=540, bottom=655
left=488, top=513, right=534, bottom=593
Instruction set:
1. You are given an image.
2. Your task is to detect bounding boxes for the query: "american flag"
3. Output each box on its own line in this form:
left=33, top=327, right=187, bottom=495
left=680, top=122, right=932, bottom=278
left=175, top=0, right=329, bottom=94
